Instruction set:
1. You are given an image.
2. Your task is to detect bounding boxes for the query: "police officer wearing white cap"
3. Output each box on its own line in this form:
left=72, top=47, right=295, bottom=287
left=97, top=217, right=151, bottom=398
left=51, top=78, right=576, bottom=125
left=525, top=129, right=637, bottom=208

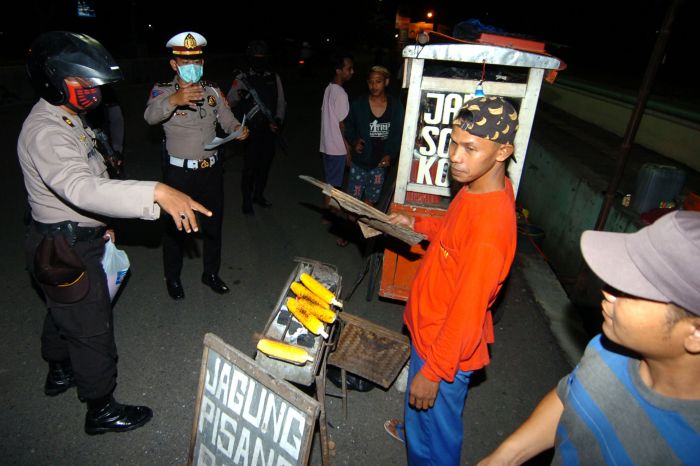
left=145, top=31, right=249, bottom=300
left=19, top=31, right=211, bottom=435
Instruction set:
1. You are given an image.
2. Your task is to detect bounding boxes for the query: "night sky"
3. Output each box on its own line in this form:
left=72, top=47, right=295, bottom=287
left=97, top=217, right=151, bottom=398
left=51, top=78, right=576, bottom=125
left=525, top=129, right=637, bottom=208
left=1, top=0, right=696, bottom=98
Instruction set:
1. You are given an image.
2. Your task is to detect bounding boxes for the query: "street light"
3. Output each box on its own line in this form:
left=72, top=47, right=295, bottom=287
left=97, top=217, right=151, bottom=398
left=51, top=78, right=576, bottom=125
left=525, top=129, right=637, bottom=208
left=426, top=10, right=435, bottom=31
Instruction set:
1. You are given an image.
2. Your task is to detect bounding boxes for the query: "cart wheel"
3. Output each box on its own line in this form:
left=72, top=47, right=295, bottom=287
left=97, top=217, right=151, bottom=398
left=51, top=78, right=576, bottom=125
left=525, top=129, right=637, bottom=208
left=365, top=252, right=383, bottom=301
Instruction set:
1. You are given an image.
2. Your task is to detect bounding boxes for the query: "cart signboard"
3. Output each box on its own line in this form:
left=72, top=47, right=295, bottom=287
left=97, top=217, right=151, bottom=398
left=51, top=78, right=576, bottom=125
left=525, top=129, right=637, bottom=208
left=409, top=89, right=482, bottom=205
left=188, top=333, right=320, bottom=466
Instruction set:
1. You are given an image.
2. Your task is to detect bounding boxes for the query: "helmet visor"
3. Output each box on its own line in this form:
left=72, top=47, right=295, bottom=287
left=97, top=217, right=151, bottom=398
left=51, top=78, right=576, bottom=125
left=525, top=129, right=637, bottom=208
left=66, top=75, right=115, bottom=88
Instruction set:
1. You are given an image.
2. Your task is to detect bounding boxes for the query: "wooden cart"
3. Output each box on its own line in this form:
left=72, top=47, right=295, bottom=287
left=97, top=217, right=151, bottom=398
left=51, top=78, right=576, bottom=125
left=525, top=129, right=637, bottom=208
left=380, top=42, right=562, bottom=301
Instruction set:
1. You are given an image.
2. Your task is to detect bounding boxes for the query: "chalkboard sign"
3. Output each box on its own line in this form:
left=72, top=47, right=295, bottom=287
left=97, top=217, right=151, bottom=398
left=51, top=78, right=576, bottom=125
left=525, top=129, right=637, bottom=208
left=188, top=333, right=320, bottom=466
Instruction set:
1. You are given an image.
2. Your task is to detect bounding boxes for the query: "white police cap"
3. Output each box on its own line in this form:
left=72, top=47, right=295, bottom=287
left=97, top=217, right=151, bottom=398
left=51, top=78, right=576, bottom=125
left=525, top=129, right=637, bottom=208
left=166, top=31, right=207, bottom=57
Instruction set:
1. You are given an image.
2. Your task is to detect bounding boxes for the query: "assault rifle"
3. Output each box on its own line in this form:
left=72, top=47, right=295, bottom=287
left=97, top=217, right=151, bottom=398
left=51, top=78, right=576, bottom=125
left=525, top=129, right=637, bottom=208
left=238, top=74, right=288, bottom=155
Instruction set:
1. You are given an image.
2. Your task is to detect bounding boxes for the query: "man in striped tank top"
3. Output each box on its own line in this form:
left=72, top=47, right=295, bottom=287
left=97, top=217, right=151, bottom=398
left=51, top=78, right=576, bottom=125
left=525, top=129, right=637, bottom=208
left=478, top=211, right=700, bottom=465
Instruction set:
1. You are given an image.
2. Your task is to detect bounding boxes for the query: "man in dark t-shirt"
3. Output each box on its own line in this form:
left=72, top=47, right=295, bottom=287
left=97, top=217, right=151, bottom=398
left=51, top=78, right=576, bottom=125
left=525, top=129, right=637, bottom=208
left=344, top=65, right=404, bottom=207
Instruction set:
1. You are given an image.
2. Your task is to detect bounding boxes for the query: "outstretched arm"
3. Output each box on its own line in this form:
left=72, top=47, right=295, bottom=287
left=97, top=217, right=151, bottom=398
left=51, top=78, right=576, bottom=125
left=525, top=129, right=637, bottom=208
left=477, top=388, right=563, bottom=466
left=154, top=182, right=212, bottom=233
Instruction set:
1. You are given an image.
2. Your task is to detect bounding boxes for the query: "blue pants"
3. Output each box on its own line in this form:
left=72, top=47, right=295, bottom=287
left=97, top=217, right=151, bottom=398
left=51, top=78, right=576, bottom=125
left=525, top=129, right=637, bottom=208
left=404, top=345, right=472, bottom=466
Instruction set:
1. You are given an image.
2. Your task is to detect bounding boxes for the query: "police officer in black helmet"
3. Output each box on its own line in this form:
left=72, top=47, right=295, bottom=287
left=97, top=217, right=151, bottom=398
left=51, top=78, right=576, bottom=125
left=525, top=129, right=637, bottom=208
left=19, top=31, right=211, bottom=435
left=227, top=40, right=287, bottom=215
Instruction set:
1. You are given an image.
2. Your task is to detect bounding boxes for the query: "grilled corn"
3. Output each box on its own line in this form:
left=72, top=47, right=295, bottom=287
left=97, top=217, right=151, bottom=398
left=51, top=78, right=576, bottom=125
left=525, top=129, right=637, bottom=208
left=257, top=338, right=313, bottom=365
left=299, top=273, right=343, bottom=308
left=290, top=282, right=330, bottom=309
left=296, top=297, right=337, bottom=324
left=286, top=297, right=329, bottom=339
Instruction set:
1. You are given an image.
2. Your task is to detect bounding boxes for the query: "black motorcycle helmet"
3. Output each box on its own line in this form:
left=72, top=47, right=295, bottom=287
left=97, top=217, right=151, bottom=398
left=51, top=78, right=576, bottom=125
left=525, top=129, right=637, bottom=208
left=246, top=40, right=269, bottom=71
left=27, top=31, right=123, bottom=106
left=246, top=40, right=269, bottom=58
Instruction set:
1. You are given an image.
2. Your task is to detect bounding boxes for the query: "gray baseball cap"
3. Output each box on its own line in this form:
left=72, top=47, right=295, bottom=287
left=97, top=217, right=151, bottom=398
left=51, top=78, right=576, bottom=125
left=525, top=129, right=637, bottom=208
left=580, top=211, right=700, bottom=315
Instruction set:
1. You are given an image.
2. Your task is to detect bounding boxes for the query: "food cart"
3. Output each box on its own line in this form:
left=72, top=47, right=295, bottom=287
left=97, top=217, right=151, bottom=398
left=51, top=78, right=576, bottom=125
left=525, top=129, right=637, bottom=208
left=380, top=40, right=562, bottom=301
left=254, top=257, right=410, bottom=465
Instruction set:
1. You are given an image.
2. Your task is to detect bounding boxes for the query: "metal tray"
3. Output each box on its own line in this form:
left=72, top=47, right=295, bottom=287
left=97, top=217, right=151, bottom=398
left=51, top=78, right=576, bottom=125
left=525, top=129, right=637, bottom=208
left=255, top=257, right=342, bottom=386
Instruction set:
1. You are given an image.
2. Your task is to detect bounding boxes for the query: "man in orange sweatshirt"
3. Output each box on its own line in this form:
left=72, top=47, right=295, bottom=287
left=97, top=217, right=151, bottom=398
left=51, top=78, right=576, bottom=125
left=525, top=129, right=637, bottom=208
left=386, top=96, right=520, bottom=465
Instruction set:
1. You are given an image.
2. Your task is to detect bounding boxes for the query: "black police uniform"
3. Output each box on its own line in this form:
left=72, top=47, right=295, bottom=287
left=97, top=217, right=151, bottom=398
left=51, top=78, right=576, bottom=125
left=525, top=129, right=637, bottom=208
left=228, top=66, right=286, bottom=212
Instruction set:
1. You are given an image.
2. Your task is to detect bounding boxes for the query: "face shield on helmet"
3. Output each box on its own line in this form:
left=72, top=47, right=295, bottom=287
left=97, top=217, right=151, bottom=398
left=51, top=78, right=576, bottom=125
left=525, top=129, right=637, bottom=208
left=26, top=31, right=123, bottom=111
left=66, top=76, right=112, bottom=88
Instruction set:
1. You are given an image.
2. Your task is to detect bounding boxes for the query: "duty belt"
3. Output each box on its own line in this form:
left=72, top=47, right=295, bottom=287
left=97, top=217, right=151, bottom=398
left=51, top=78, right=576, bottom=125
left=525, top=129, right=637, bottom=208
left=32, top=220, right=107, bottom=244
left=169, top=152, right=218, bottom=170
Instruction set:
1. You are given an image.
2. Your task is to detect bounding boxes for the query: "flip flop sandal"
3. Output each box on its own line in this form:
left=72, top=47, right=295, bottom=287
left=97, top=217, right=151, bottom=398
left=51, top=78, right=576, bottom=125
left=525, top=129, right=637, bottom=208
left=384, top=419, right=405, bottom=444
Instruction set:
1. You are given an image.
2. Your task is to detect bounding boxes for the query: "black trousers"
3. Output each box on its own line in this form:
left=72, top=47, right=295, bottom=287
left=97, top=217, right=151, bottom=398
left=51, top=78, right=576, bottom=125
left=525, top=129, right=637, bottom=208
left=241, top=131, right=275, bottom=205
left=25, top=226, right=117, bottom=401
left=162, top=161, right=224, bottom=280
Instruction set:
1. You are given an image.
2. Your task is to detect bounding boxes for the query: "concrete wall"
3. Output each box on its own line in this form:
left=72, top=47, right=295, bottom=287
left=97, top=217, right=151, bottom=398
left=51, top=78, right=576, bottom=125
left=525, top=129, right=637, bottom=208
left=540, top=77, right=700, bottom=173
left=517, top=136, right=642, bottom=305
left=519, top=76, right=699, bottom=305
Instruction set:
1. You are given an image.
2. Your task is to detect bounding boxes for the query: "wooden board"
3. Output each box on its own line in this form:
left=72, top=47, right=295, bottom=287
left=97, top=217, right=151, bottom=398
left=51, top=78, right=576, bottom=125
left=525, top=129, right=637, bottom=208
left=299, top=175, right=426, bottom=246
left=188, top=333, right=320, bottom=466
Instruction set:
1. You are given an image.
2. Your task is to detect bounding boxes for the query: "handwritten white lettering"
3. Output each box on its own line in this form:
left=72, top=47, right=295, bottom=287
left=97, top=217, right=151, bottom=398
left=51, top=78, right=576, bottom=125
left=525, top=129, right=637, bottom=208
left=279, top=406, right=305, bottom=459
left=416, top=156, right=436, bottom=185
left=198, top=355, right=307, bottom=465
left=242, top=379, right=266, bottom=429
left=261, top=391, right=287, bottom=443
left=197, top=443, right=216, bottom=466
left=423, top=92, right=444, bottom=125
left=413, top=92, right=474, bottom=187
left=216, top=410, right=237, bottom=457
left=234, top=426, right=251, bottom=465
left=227, top=367, right=249, bottom=415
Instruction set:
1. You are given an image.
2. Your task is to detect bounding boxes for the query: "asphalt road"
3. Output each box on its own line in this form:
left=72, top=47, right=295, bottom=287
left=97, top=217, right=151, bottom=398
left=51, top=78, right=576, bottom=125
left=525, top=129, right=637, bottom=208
left=0, top=61, right=573, bottom=465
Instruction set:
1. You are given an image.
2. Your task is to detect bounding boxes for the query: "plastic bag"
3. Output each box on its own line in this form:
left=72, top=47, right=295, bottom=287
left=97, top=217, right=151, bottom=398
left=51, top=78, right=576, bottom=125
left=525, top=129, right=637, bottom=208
left=101, top=240, right=130, bottom=302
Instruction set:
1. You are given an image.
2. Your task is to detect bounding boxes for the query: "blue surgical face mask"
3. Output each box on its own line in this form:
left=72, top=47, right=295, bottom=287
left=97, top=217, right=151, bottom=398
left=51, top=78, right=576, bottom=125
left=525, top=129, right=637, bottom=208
left=177, top=63, right=203, bottom=83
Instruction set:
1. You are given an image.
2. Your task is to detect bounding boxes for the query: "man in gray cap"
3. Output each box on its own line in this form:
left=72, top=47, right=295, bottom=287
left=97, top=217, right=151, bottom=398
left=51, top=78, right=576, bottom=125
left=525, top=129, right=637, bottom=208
left=19, top=31, right=211, bottom=434
left=145, top=31, right=249, bottom=300
left=478, top=211, right=700, bottom=466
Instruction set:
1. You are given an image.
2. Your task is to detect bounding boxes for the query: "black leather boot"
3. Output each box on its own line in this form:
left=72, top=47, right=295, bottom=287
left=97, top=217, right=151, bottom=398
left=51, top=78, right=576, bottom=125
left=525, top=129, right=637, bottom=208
left=84, top=395, right=153, bottom=435
left=201, top=273, right=230, bottom=294
left=44, top=360, right=75, bottom=396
